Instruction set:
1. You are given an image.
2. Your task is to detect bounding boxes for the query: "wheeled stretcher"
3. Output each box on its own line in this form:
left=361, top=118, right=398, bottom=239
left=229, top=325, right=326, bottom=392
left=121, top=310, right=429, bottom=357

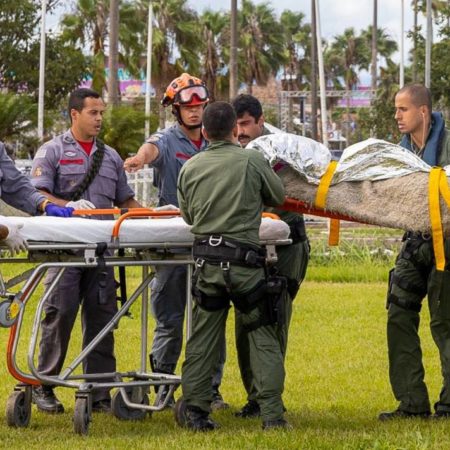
left=1, top=209, right=291, bottom=435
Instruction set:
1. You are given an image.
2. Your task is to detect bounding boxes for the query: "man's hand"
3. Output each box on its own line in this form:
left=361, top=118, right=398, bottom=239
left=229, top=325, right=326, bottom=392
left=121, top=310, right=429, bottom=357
left=4, top=223, right=28, bottom=256
left=45, top=204, right=74, bottom=217
left=124, top=154, right=145, bottom=173
left=66, top=199, right=96, bottom=210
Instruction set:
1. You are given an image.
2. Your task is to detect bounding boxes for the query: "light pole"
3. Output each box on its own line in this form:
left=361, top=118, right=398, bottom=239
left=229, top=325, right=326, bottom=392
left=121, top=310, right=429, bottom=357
left=145, top=1, right=153, bottom=137
left=400, top=0, right=404, bottom=88
left=38, top=0, right=47, bottom=142
left=314, top=0, right=328, bottom=146
left=425, top=0, right=432, bottom=88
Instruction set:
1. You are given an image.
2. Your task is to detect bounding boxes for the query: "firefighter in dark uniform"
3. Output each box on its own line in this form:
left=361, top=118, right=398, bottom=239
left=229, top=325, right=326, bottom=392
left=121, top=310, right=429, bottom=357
left=231, top=94, right=310, bottom=418
left=380, top=84, right=450, bottom=420
left=175, top=101, right=289, bottom=431
left=31, top=88, right=141, bottom=414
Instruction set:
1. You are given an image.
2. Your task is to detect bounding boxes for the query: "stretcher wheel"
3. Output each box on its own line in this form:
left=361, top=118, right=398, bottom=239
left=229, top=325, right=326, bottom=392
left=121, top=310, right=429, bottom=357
left=111, top=387, right=149, bottom=420
left=73, top=397, right=91, bottom=435
left=6, top=390, right=31, bottom=427
left=174, top=397, right=187, bottom=427
left=0, top=300, right=17, bottom=328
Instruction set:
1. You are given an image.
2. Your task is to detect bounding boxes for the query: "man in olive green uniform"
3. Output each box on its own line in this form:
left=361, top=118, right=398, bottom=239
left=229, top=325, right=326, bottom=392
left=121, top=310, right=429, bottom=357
left=231, top=94, right=310, bottom=418
left=380, top=84, right=450, bottom=420
left=176, top=102, right=288, bottom=431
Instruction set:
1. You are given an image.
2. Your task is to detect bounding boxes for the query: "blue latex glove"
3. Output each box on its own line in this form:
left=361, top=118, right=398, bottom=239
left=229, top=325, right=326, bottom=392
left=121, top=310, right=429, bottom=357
left=45, top=203, right=74, bottom=217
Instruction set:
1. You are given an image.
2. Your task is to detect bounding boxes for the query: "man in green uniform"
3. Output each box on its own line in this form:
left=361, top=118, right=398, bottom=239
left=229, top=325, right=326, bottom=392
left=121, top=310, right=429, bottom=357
left=176, top=101, right=288, bottom=431
left=231, top=94, right=310, bottom=418
left=380, top=83, right=450, bottom=420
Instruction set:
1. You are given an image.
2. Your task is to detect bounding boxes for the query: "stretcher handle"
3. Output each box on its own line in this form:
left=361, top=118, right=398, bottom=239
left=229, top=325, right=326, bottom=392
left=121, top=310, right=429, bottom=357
left=72, top=207, right=174, bottom=216
left=280, top=197, right=364, bottom=224
left=111, top=210, right=181, bottom=239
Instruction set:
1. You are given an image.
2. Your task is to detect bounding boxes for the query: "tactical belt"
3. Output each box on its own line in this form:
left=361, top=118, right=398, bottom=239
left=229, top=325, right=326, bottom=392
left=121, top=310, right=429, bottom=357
left=192, top=235, right=266, bottom=298
left=193, top=236, right=266, bottom=268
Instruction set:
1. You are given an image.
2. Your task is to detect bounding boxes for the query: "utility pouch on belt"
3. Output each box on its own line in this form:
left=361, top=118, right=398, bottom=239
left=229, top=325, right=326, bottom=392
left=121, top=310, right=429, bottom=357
left=386, top=268, right=395, bottom=310
left=266, top=275, right=288, bottom=326
left=289, top=217, right=308, bottom=244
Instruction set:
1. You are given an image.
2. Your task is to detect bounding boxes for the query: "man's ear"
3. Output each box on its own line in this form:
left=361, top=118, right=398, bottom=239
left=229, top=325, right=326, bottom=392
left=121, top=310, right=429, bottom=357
left=258, top=114, right=265, bottom=129
left=201, top=126, right=209, bottom=141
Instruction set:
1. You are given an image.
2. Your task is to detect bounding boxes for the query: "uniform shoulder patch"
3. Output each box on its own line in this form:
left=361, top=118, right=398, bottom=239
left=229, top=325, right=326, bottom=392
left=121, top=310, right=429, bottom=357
left=34, top=148, right=47, bottom=159
left=147, top=133, right=162, bottom=144
left=32, top=167, right=43, bottom=177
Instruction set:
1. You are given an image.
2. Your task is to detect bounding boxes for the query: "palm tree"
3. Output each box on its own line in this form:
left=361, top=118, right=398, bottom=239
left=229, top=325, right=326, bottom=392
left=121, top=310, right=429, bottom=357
left=326, top=28, right=370, bottom=140
left=280, top=10, right=312, bottom=90
left=199, top=10, right=228, bottom=101
left=327, top=28, right=370, bottom=93
left=361, top=26, right=398, bottom=69
left=237, top=0, right=286, bottom=94
left=60, top=0, right=109, bottom=93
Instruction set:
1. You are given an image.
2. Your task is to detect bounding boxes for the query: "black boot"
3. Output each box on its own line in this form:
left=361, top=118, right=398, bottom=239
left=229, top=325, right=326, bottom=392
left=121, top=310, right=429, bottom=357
left=211, top=385, right=229, bottom=411
left=234, top=400, right=261, bottom=418
left=185, top=405, right=220, bottom=431
left=378, top=409, right=430, bottom=421
left=32, top=386, right=64, bottom=414
left=262, top=418, right=292, bottom=430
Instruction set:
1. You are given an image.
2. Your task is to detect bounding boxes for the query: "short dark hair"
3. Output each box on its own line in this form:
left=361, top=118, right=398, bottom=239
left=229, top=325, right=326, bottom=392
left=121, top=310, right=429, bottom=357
left=202, top=101, right=236, bottom=141
left=68, top=88, right=102, bottom=121
left=231, top=94, right=263, bottom=121
left=397, top=83, right=432, bottom=112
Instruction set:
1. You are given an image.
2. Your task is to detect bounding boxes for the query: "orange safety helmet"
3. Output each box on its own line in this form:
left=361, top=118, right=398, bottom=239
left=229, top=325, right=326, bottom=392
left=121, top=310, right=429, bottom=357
left=161, top=73, right=209, bottom=107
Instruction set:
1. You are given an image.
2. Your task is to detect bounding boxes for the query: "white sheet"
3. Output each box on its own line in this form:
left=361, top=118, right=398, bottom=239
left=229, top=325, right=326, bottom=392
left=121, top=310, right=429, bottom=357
left=0, top=216, right=290, bottom=244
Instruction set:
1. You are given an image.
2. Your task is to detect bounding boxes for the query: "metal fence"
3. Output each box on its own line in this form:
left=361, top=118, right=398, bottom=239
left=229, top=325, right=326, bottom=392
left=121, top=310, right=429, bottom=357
left=126, top=167, right=158, bottom=207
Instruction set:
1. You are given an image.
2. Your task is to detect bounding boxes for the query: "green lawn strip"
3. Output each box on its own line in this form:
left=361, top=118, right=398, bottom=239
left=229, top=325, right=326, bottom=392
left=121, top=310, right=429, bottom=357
left=0, top=267, right=447, bottom=449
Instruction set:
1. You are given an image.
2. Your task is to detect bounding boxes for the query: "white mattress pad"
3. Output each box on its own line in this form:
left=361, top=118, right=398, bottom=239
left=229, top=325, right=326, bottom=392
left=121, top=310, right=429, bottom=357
left=0, top=216, right=290, bottom=245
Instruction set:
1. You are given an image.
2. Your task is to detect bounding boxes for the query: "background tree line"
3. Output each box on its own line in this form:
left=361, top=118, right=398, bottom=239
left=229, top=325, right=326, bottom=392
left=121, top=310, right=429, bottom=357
left=1, top=0, right=450, bottom=156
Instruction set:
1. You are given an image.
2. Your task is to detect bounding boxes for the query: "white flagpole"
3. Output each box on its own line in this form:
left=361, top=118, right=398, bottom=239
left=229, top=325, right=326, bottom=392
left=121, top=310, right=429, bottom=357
left=38, top=0, right=47, bottom=142
left=145, top=1, right=153, bottom=138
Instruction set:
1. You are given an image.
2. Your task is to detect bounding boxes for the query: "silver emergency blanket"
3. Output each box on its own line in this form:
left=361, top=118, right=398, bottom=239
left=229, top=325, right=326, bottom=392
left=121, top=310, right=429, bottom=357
left=0, top=216, right=290, bottom=244
left=248, top=134, right=450, bottom=234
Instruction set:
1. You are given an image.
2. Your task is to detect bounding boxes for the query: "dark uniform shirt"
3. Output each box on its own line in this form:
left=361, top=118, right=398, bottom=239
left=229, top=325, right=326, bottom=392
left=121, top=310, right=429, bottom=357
left=31, top=130, right=134, bottom=212
left=146, top=125, right=207, bottom=207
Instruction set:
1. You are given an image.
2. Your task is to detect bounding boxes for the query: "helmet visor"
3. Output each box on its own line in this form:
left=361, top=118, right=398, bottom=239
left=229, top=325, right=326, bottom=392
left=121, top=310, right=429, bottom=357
left=176, top=85, right=209, bottom=105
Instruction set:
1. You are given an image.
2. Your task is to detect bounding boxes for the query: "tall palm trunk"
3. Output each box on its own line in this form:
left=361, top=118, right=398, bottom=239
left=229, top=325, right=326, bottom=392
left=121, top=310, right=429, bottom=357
left=92, top=2, right=107, bottom=94
left=371, top=0, right=377, bottom=91
left=229, top=0, right=238, bottom=100
left=108, top=0, right=120, bottom=106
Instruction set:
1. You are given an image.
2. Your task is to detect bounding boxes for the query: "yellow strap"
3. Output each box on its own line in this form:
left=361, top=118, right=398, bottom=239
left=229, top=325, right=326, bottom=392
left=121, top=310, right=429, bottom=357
left=439, top=171, right=450, bottom=208
left=315, top=161, right=338, bottom=209
left=328, top=219, right=340, bottom=246
left=429, top=167, right=445, bottom=271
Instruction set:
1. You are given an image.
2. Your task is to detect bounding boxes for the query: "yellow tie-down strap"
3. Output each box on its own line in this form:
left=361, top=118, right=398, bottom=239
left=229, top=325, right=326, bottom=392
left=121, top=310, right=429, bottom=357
left=315, top=160, right=340, bottom=246
left=429, top=167, right=450, bottom=271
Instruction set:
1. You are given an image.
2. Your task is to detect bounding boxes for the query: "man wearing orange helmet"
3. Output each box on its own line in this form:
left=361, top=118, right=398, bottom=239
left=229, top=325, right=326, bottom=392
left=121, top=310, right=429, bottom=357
left=124, top=73, right=227, bottom=409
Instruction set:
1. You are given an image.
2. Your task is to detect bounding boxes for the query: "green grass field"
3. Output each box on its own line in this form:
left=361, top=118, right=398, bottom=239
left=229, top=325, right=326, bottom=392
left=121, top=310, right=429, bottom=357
left=0, top=227, right=448, bottom=449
